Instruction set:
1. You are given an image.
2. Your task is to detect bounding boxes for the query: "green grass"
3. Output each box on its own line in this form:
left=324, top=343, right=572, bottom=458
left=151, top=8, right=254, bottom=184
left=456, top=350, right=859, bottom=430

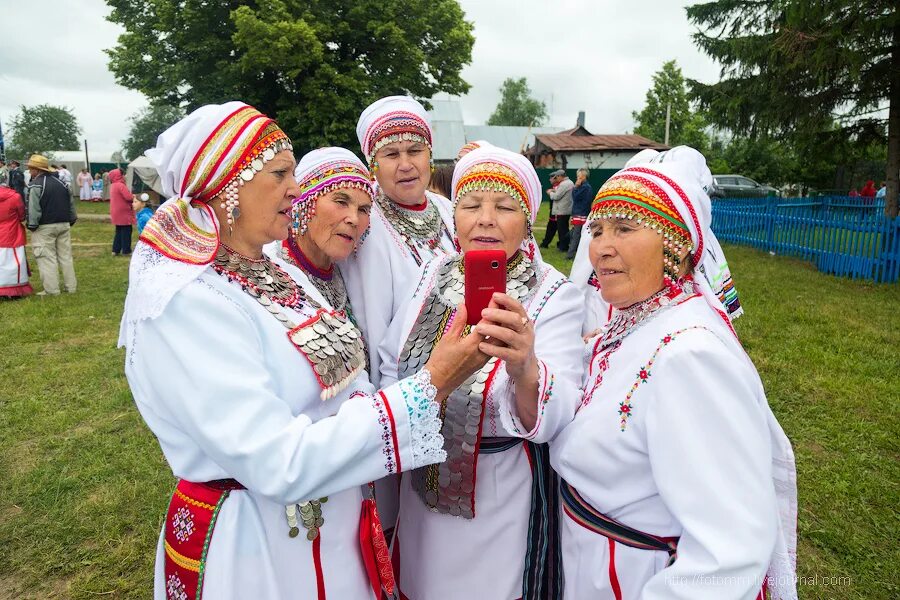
left=0, top=213, right=897, bottom=598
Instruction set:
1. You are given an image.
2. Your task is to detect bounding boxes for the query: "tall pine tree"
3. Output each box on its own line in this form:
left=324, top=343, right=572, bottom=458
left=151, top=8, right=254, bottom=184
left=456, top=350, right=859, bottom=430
left=687, top=0, right=899, bottom=216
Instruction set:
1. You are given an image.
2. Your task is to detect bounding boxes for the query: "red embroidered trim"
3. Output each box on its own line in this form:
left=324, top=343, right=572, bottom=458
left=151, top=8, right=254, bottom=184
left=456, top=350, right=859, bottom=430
left=163, top=481, right=231, bottom=600
left=608, top=537, right=623, bottom=600
left=312, top=534, right=326, bottom=600
left=469, top=359, right=504, bottom=516
left=181, top=105, right=250, bottom=196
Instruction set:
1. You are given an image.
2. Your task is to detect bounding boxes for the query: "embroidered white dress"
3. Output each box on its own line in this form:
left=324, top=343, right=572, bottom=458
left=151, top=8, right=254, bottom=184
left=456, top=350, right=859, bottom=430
left=379, top=255, right=585, bottom=600
left=124, top=267, right=446, bottom=600
left=342, top=190, right=455, bottom=388
left=551, top=294, right=796, bottom=600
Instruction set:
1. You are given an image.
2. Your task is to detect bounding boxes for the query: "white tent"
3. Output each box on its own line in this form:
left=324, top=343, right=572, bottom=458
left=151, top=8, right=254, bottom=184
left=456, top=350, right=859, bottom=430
left=126, top=154, right=163, bottom=195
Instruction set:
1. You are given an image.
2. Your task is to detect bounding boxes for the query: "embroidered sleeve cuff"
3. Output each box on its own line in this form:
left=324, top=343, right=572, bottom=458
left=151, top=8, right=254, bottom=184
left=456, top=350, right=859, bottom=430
left=374, top=368, right=446, bottom=473
left=499, top=360, right=554, bottom=441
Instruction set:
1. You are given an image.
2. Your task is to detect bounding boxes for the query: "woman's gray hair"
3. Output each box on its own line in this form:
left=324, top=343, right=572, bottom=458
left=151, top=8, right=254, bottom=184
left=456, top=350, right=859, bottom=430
left=577, top=168, right=590, bottom=177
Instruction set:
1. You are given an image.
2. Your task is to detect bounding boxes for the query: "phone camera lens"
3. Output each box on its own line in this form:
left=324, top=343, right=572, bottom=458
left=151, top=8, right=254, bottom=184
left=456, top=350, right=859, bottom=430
left=491, top=260, right=499, bottom=268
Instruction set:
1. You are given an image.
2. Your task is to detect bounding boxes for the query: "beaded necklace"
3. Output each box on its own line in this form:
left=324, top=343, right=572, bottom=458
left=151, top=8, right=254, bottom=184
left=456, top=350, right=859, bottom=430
left=212, top=244, right=306, bottom=310
left=375, top=188, right=448, bottom=251
left=280, top=237, right=349, bottom=312
left=596, top=278, right=697, bottom=351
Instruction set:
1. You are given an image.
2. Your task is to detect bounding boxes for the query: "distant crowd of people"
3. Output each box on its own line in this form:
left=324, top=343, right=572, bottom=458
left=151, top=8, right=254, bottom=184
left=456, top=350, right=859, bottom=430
left=848, top=179, right=888, bottom=200
left=0, top=154, right=155, bottom=299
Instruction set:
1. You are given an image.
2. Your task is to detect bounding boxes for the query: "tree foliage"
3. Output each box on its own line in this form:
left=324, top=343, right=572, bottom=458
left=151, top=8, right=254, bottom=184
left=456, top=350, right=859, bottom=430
left=686, top=0, right=899, bottom=215
left=632, top=60, right=709, bottom=151
left=105, top=0, right=475, bottom=153
left=487, top=78, right=548, bottom=127
left=122, top=104, right=184, bottom=160
left=7, top=105, right=80, bottom=159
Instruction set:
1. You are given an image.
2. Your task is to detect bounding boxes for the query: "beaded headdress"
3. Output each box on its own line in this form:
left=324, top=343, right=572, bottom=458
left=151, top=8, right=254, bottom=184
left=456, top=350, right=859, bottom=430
left=357, top=96, right=433, bottom=168
left=453, top=161, right=532, bottom=225
left=451, top=145, right=542, bottom=259
left=588, top=172, right=694, bottom=283
left=291, top=149, right=374, bottom=236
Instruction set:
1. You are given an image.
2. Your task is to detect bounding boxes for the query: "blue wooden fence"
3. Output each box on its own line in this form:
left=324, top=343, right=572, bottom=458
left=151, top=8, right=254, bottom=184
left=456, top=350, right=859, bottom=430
left=711, top=196, right=900, bottom=283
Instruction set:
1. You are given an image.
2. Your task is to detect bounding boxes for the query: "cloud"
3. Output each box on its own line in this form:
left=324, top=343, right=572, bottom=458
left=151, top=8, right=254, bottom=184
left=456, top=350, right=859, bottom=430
left=0, top=0, right=722, bottom=154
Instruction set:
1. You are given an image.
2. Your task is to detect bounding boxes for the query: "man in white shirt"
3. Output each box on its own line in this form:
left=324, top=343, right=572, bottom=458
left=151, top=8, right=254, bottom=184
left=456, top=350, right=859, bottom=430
left=57, top=164, right=72, bottom=188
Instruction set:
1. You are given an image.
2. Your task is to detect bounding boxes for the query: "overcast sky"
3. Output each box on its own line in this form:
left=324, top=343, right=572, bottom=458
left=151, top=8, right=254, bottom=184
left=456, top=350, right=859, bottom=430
left=0, top=0, right=722, bottom=156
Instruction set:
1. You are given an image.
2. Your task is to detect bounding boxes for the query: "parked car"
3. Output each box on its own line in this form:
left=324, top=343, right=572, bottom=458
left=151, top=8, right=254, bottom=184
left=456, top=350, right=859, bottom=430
left=712, top=174, right=780, bottom=198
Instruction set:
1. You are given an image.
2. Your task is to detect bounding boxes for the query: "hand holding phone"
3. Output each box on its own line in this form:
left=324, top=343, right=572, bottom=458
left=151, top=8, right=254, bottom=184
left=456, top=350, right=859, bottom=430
left=463, top=250, right=507, bottom=326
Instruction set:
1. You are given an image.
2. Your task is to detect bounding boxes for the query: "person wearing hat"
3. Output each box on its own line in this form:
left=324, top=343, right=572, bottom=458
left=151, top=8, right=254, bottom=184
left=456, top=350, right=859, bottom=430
left=120, top=103, right=484, bottom=600
left=25, top=154, right=77, bottom=295
left=550, top=147, right=795, bottom=599
left=542, top=169, right=573, bottom=252
left=380, top=146, right=585, bottom=599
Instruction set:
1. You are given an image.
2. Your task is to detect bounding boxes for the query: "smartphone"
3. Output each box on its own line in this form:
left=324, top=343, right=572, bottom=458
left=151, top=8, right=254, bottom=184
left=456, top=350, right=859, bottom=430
left=464, top=250, right=507, bottom=325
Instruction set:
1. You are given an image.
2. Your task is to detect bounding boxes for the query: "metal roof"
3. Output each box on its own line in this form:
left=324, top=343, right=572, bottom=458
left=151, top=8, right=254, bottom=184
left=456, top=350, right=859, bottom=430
left=532, top=134, right=667, bottom=152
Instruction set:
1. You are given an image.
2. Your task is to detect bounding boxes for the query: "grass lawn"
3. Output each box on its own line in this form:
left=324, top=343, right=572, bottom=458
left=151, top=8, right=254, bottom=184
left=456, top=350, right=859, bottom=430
left=1, top=209, right=898, bottom=599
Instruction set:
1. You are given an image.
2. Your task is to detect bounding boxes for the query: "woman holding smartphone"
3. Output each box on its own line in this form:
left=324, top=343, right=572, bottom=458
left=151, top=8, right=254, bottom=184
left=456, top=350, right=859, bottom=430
left=379, top=145, right=585, bottom=600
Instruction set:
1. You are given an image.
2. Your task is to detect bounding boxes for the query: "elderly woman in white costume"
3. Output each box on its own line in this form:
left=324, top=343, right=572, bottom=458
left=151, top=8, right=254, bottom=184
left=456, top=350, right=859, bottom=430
left=380, top=145, right=585, bottom=600
left=548, top=147, right=797, bottom=599
left=264, top=147, right=373, bottom=325
left=119, top=103, right=488, bottom=600
left=343, top=95, right=456, bottom=386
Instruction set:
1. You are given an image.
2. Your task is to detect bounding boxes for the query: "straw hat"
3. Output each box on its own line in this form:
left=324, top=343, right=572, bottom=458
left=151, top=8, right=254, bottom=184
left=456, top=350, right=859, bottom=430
left=25, top=154, right=56, bottom=172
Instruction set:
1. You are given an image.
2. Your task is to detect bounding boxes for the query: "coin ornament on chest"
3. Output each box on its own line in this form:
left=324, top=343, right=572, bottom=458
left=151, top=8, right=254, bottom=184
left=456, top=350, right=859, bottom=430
left=288, top=308, right=367, bottom=401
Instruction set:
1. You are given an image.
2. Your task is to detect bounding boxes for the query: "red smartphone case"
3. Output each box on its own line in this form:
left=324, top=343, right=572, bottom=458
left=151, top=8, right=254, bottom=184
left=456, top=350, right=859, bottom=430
left=464, top=250, right=507, bottom=325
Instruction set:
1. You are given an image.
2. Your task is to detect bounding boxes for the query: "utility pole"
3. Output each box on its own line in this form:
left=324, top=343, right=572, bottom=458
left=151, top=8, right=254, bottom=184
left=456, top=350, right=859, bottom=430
left=664, top=103, right=671, bottom=146
left=84, top=139, right=90, bottom=175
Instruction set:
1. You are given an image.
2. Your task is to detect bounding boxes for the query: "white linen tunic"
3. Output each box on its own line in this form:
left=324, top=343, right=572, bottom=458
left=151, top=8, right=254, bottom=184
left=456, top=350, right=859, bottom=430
left=124, top=266, right=445, bottom=600
left=342, top=190, right=455, bottom=388
left=551, top=295, right=789, bottom=600
left=380, top=256, right=585, bottom=600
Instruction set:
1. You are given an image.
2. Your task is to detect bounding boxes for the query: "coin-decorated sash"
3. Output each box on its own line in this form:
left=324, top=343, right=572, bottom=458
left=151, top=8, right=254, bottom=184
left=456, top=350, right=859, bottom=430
left=163, top=480, right=241, bottom=600
left=397, top=254, right=538, bottom=518
left=287, top=308, right=367, bottom=401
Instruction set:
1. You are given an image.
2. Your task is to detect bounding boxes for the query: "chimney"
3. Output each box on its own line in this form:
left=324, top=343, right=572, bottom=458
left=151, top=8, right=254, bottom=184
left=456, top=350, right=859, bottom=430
left=577, top=111, right=586, bottom=127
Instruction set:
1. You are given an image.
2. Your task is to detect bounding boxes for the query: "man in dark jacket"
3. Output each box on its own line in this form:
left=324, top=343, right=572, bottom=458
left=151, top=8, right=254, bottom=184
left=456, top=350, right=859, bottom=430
left=567, top=168, right=593, bottom=259
left=8, top=160, right=26, bottom=203
left=26, top=154, right=77, bottom=295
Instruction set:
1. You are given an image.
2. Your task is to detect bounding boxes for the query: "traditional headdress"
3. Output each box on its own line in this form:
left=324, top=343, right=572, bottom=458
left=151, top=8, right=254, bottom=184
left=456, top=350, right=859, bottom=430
left=587, top=145, right=743, bottom=324
left=356, top=96, right=433, bottom=170
left=291, top=147, right=374, bottom=236
left=451, top=145, right=542, bottom=259
left=456, top=139, right=489, bottom=161
left=119, top=102, right=293, bottom=346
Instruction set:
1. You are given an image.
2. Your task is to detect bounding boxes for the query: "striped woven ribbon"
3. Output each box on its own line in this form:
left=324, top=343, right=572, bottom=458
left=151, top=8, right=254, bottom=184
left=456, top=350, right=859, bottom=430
left=478, top=439, right=562, bottom=599
left=561, top=480, right=679, bottom=566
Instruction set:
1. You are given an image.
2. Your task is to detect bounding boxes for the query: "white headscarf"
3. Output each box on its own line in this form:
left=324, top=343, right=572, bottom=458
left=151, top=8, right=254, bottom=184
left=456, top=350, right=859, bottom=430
left=355, top=96, right=433, bottom=165
left=118, top=102, right=292, bottom=347
left=451, top=145, right=542, bottom=260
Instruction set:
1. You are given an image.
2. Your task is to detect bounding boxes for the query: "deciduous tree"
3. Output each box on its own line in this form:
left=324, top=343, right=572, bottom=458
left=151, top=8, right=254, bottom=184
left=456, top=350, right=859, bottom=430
left=7, top=105, right=80, bottom=159
left=122, top=104, right=184, bottom=160
left=105, top=0, right=475, bottom=152
left=487, top=77, right=548, bottom=127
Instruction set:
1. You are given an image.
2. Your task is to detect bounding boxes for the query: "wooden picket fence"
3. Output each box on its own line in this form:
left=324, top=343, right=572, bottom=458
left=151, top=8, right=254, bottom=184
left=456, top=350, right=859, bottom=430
left=711, top=196, right=900, bottom=283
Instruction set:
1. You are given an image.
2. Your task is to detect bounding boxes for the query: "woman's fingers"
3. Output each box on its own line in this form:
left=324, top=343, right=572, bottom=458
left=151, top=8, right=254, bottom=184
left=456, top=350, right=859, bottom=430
left=447, top=304, right=468, bottom=339
left=488, top=292, right=526, bottom=315
left=475, top=322, right=519, bottom=346
left=478, top=341, right=520, bottom=362
left=480, top=308, right=530, bottom=332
